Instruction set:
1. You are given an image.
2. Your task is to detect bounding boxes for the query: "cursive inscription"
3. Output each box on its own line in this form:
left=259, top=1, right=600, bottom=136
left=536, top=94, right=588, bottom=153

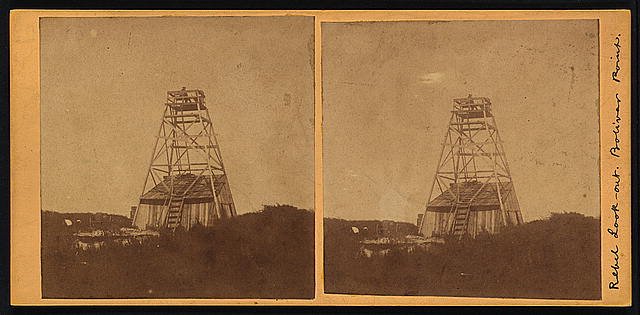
left=610, top=94, right=622, bottom=157
left=607, top=34, right=623, bottom=292
left=611, top=35, right=621, bottom=82
left=607, top=168, right=621, bottom=238
left=609, top=245, right=620, bottom=289
left=607, top=204, right=619, bottom=239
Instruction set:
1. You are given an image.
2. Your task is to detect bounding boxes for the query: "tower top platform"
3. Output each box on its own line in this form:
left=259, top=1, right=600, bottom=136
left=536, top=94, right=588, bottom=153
left=452, top=94, right=493, bottom=119
left=166, top=88, right=207, bottom=111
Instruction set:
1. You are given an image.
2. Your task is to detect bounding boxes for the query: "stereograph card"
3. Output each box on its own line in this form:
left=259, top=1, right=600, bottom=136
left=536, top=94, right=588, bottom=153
left=9, top=10, right=632, bottom=306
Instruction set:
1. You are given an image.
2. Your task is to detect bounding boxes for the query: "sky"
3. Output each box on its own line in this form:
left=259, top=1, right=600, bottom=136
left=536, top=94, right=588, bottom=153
left=40, top=17, right=315, bottom=216
left=322, top=20, right=600, bottom=223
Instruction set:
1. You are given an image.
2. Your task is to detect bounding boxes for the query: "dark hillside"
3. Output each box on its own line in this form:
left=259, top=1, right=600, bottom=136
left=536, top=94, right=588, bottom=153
left=42, top=205, right=314, bottom=298
left=323, top=217, right=417, bottom=241
left=324, top=212, right=600, bottom=299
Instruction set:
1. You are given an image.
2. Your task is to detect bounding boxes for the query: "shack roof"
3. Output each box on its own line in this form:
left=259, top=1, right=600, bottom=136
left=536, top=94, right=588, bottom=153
left=140, top=173, right=226, bottom=205
left=426, top=181, right=514, bottom=213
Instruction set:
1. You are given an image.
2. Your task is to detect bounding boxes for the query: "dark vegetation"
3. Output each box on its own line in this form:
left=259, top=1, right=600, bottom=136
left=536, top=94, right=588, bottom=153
left=42, top=210, right=132, bottom=234
left=323, top=218, right=417, bottom=241
left=42, top=205, right=314, bottom=299
left=324, top=212, right=601, bottom=299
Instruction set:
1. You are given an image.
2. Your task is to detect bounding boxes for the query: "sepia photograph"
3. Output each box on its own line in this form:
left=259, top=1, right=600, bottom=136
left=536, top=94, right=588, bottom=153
left=39, top=16, right=315, bottom=299
left=9, top=10, right=631, bottom=306
left=322, top=20, right=601, bottom=299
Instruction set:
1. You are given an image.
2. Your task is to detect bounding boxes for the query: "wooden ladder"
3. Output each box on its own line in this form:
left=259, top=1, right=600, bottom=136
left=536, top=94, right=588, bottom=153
left=450, top=198, right=473, bottom=238
left=165, top=194, right=185, bottom=231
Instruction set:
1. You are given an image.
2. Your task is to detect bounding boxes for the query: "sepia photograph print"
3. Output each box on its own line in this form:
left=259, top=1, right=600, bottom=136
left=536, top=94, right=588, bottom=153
left=323, top=20, right=602, bottom=299
left=39, top=16, right=315, bottom=299
left=9, top=10, right=631, bottom=306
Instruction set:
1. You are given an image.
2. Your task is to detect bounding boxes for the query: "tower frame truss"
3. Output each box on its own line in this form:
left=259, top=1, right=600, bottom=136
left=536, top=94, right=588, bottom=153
left=133, top=88, right=236, bottom=231
left=419, top=95, right=523, bottom=239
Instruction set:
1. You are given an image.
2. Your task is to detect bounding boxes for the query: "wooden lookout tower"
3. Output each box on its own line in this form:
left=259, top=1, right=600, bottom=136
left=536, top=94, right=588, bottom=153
left=418, top=95, right=523, bottom=239
left=132, top=88, right=236, bottom=231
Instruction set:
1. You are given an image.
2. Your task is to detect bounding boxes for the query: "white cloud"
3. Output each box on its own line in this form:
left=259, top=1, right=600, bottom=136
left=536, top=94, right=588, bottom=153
left=419, top=72, right=445, bottom=84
